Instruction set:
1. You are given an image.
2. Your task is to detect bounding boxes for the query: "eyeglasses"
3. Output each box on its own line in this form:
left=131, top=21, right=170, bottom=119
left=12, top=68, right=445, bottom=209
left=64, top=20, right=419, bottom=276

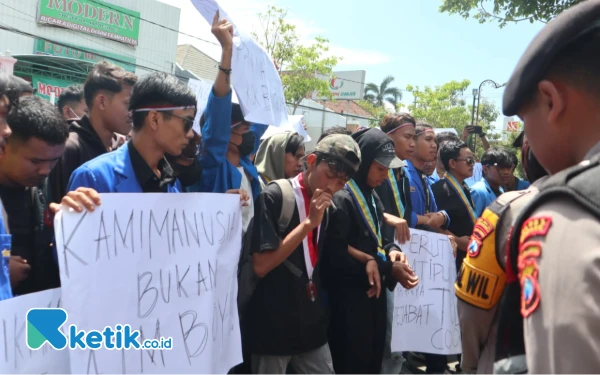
left=163, top=112, right=194, bottom=133
left=455, top=157, right=476, bottom=166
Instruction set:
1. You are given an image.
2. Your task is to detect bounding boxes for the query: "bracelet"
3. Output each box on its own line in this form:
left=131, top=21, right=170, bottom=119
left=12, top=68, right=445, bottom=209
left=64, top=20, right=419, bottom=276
left=218, top=65, right=232, bottom=74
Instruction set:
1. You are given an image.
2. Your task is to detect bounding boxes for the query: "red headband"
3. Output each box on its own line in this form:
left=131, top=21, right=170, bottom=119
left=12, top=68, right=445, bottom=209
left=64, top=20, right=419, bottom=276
left=386, top=122, right=415, bottom=135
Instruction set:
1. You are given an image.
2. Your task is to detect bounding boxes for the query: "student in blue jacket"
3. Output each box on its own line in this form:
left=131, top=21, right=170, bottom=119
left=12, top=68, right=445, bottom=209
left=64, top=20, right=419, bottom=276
left=469, top=148, right=512, bottom=217
left=187, top=14, right=267, bottom=234
left=67, top=72, right=197, bottom=193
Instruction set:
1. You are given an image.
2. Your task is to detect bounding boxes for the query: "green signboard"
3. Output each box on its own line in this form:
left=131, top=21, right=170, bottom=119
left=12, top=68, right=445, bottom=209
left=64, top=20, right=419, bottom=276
left=34, top=39, right=136, bottom=72
left=37, top=0, right=140, bottom=46
left=32, top=75, right=78, bottom=101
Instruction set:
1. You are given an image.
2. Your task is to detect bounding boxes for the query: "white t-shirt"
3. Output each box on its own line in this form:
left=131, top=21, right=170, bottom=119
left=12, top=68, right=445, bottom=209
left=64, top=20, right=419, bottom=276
left=237, top=167, right=255, bottom=233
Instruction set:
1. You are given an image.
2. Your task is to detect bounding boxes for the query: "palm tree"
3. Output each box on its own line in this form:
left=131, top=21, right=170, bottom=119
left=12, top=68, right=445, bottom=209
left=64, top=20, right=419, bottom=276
left=363, top=75, right=402, bottom=108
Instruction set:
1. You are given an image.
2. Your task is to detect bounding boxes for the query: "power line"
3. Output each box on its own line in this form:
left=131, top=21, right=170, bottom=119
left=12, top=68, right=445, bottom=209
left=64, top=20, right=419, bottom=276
left=0, top=23, right=383, bottom=122
left=86, top=0, right=219, bottom=46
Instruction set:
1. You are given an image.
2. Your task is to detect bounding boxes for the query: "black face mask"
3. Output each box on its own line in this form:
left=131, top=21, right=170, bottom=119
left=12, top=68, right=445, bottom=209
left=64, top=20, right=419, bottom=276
left=237, top=132, right=255, bottom=157
left=173, top=160, right=202, bottom=188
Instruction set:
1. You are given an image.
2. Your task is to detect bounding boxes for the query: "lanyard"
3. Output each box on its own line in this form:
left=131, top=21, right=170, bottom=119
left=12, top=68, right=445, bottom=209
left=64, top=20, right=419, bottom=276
left=346, top=180, right=386, bottom=261
left=444, top=173, right=477, bottom=224
left=387, top=169, right=405, bottom=219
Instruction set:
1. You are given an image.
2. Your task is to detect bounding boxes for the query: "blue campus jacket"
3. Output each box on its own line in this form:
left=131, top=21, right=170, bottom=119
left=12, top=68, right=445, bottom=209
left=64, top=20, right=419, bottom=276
left=405, top=160, right=450, bottom=228
left=67, top=142, right=182, bottom=193
left=189, top=90, right=267, bottom=200
left=470, top=178, right=503, bottom=217
left=0, top=201, right=11, bottom=301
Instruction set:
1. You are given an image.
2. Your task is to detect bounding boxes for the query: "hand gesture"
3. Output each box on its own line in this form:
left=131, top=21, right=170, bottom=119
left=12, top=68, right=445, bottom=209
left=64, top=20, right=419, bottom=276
left=388, top=215, right=410, bottom=244
left=389, top=250, right=408, bottom=264
left=392, top=262, right=419, bottom=290
left=366, top=259, right=381, bottom=298
left=425, top=212, right=446, bottom=229
left=50, top=187, right=102, bottom=214
left=306, top=189, right=332, bottom=229
left=226, top=188, right=250, bottom=207
left=462, top=126, right=475, bottom=141
left=9, top=256, right=30, bottom=288
left=211, top=10, right=233, bottom=48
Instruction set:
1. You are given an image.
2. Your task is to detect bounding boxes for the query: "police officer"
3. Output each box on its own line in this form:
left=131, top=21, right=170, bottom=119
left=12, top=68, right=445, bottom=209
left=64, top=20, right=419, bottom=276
left=495, top=1, right=600, bottom=372
left=455, top=131, right=547, bottom=374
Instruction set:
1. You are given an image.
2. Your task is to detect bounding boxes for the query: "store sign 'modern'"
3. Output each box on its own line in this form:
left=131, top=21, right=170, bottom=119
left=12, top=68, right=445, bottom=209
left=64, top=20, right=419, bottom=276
left=37, top=0, right=140, bottom=46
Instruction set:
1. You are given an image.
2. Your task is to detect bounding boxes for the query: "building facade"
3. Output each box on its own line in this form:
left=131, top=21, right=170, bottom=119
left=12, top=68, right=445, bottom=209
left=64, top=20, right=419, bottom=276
left=0, top=0, right=180, bottom=100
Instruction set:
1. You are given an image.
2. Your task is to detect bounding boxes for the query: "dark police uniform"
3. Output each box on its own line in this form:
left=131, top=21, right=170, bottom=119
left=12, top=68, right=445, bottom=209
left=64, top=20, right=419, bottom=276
left=495, top=1, right=600, bottom=372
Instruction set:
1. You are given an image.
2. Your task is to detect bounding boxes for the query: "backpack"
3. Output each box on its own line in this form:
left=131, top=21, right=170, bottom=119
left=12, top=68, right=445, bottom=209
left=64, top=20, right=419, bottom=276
left=236, top=179, right=305, bottom=314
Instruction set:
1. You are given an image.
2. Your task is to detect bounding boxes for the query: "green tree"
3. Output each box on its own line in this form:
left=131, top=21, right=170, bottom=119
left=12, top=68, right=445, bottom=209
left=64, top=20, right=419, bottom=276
left=282, top=37, right=340, bottom=113
left=364, top=75, right=402, bottom=108
left=251, top=6, right=298, bottom=72
left=252, top=7, right=341, bottom=113
left=356, top=100, right=390, bottom=127
left=439, top=0, right=582, bottom=27
left=405, top=79, right=501, bottom=158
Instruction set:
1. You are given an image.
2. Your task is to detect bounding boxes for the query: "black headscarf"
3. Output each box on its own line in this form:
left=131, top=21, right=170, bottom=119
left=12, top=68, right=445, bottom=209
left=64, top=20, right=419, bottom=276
left=351, top=128, right=394, bottom=227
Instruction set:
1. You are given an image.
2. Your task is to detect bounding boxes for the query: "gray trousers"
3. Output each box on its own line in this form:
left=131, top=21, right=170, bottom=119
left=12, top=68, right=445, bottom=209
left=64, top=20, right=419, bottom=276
left=252, top=343, right=335, bottom=374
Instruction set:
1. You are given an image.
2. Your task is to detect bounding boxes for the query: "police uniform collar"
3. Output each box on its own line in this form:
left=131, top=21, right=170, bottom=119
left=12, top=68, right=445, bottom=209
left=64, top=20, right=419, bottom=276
left=503, top=0, right=600, bottom=116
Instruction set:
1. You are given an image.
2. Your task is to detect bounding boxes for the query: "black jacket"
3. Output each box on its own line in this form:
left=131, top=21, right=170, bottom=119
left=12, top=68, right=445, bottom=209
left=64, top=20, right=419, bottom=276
left=49, top=116, right=107, bottom=203
left=10, top=179, right=60, bottom=295
left=375, top=166, right=413, bottom=247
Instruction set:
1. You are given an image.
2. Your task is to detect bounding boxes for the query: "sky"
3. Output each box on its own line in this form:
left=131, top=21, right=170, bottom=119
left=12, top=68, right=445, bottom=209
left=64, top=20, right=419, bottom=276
left=158, top=0, right=546, bottom=129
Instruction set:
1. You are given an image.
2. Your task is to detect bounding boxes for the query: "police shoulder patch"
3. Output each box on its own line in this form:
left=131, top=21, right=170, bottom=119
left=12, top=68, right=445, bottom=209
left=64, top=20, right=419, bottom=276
left=519, top=216, right=552, bottom=243
left=468, top=216, right=494, bottom=258
left=518, top=240, right=542, bottom=318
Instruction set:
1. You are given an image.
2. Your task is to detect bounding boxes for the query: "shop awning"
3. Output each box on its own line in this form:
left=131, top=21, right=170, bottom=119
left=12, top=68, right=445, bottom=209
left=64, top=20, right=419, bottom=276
left=12, top=54, right=94, bottom=82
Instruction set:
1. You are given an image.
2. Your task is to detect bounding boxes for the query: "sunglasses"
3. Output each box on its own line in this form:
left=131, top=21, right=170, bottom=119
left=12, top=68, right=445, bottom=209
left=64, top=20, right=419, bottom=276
left=455, top=157, right=476, bottom=166
left=164, top=112, right=194, bottom=133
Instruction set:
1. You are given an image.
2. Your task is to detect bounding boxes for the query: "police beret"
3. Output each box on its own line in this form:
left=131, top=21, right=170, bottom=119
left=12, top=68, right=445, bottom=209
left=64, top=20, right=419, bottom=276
left=503, top=0, right=600, bottom=116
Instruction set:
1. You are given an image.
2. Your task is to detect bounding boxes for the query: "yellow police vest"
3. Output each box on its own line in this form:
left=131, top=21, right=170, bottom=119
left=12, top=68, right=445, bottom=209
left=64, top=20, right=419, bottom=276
left=455, top=190, right=533, bottom=309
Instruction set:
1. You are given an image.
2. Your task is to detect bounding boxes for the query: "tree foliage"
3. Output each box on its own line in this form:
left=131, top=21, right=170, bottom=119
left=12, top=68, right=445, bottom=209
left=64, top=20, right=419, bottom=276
left=356, top=100, right=391, bottom=127
left=364, top=75, right=402, bottom=108
left=252, top=6, right=340, bottom=114
left=282, top=38, right=340, bottom=113
left=439, top=0, right=582, bottom=27
left=405, top=79, right=502, bottom=158
left=251, top=6, right=298, bottom=72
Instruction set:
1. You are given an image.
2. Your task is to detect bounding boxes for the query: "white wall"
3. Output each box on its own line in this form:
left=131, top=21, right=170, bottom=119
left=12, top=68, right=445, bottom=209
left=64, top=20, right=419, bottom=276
left=0, top=0, right=180, bottom=76
left=288, top=99, right=348, bottom=151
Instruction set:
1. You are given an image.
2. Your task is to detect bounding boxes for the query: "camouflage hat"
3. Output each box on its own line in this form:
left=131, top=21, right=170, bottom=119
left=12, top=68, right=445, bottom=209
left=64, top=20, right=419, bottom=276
left=313, top=134, right=362, bottom=172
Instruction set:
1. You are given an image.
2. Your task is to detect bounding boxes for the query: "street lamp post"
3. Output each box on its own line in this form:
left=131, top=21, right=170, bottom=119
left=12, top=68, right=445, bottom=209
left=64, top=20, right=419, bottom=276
left=475, top=79, right=505, bottom=126
left=470, top=88, right=478, bottom=126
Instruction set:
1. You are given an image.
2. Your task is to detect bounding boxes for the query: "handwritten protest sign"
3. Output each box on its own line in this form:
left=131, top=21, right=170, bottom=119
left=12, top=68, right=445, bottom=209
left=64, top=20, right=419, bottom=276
left=190, top=0, right=289, bottom=127
left=187, top=78, right=240, bottom=134
left=0, top=288, right=69, bottom=374
left=392, top=229, right=461, bottom=355
left=55, top=193, right=243, bottom=374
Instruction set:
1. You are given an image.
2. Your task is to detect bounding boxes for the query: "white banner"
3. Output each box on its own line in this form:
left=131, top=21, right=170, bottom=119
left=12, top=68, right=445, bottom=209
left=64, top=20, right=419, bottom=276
left=0, top=288, right=69, bottom=374
left=261, top=115, right=312, bottom=142
left=191, top=0, right=289, bottom=127
left=187, top=78, right=240, bottom=134
left=55, top=193, right=243, bottom=374
left=392, top=229, right=461, bottom=355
